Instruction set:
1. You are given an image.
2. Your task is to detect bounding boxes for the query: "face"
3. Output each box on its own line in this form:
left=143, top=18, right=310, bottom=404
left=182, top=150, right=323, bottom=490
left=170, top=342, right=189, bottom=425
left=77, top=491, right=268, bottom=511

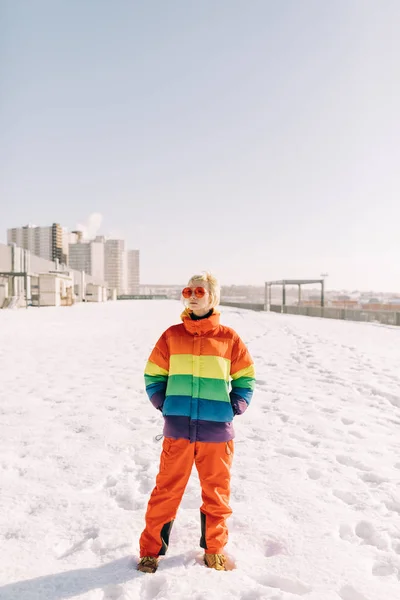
left=184, top=280, right=213, bottom=316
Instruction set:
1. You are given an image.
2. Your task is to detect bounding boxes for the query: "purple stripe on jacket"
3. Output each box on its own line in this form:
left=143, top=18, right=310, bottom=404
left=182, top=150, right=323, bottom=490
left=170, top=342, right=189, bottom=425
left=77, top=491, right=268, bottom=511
left=163, top=416, right=234, bottom=443
left=150, top=391, right=165, bottom=411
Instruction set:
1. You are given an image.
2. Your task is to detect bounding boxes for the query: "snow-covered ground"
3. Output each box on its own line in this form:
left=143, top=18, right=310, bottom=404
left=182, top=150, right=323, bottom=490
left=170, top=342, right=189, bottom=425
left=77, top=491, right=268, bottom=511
left=0, top=300, right=399, bottom=600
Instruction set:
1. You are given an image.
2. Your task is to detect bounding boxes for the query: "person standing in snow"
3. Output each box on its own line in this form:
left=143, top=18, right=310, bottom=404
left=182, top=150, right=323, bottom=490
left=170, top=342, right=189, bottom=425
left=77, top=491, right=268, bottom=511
left=137, top=271, right=256, bottom=573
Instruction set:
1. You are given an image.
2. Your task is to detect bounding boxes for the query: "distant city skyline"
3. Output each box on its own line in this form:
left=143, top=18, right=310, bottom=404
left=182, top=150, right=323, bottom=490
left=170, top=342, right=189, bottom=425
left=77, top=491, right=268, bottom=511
left=6, top=221, right=140, bottom=295
left=4, top=216, right=400, bottom=294
left=1, top=1, right=399, bottom=291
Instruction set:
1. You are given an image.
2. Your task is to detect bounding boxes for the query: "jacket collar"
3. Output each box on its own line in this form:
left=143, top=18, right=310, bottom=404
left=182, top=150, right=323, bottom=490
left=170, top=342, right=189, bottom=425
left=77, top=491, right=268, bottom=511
left=181, top=308, right=220, bottom=336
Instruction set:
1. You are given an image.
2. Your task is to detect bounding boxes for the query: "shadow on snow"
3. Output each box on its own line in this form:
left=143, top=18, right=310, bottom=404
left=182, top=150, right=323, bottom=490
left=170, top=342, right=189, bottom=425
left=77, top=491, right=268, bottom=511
left=0, top=556, right=139, bottom=600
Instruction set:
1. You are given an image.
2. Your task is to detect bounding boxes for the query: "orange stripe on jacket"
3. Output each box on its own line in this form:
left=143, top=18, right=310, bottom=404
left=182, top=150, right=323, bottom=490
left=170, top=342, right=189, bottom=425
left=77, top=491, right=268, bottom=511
left=164, top=326, right=238, bottom=359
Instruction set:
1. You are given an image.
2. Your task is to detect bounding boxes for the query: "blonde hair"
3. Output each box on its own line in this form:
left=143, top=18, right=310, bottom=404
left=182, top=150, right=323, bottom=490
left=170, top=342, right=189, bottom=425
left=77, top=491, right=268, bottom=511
left=187, top=271, right=220, bottom=308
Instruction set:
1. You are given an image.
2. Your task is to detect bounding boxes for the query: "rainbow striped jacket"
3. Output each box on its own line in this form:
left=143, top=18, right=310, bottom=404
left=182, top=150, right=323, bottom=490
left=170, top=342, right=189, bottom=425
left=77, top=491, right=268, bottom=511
left=144, top=309, right=256, bottom=443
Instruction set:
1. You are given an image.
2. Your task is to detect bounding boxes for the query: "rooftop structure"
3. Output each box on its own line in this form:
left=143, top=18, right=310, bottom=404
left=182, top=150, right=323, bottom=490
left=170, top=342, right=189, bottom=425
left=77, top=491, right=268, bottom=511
left=265, top=279, right=325, bottom=309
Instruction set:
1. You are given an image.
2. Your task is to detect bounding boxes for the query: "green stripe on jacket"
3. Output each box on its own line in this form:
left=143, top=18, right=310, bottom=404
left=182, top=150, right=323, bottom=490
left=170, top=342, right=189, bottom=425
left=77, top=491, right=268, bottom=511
left=231, top=376, right=256, bottom=390
left=166, top=374, right=230, bottom=402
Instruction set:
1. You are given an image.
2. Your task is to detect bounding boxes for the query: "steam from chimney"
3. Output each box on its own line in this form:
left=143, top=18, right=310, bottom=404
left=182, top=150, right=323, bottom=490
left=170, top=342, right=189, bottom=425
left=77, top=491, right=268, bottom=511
left=76, top=213, right=103, bottom=240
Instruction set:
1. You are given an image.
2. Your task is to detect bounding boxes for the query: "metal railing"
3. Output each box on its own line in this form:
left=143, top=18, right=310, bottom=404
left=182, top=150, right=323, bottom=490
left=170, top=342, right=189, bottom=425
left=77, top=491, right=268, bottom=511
left=220, top=301, right=400, bottom=327
left=276, top=305, right=400, bottom=327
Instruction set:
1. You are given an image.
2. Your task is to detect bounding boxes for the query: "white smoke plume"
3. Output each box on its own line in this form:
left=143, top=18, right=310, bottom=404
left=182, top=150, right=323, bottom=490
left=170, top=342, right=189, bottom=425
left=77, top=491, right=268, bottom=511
left=75, top=213, right=103, bottom=240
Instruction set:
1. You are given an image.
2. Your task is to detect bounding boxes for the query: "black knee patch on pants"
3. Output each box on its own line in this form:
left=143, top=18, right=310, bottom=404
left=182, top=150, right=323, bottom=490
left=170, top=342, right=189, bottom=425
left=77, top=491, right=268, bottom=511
left=200, top=511, right=208, bottom=550
left=159, top=519, right=174, bottom=555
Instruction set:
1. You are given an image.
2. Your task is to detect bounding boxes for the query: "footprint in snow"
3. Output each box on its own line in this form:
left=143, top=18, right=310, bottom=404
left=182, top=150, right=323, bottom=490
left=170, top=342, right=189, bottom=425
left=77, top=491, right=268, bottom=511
left=336, top=455, right=371, bottom=472
left=359, top=472, right=389, bottom=486
left=104, top=475, right=118, bottom=489
left=255, top=573, right=312, bottom=596
left=307, top=467, right=322, bottom=480
left=354, top=520, right=388, bottom=550
left=320, top=407, right=338, bottom=415
left=276, top=448, right=308, bottom=459
left=338, top=584, right=370, bottom=600
left=102, top=584, right=125, bottom=600
left=349, top=430, right=365, bottom=439
left=384, top=498, right=400, bottom=515
left=371, top=560, right=396, bottom=577
left=265, top=538, right=288, bottom=557
left=332, top=489, right=360, bottom=506
left=115, top=492, right=142, bottom=511
left=141, top=574, right=168, bottom=600
left=123, top=464, right=135, bottom=473
left=57, top=527, right=99, bottom=559
left=393, top=541, right=400, bottom=555
left=240, top=591, right=268, bottom=600
left=133, top=455, right=152, bottom=469
left=339, top=523, right=354, bottom=541
left=288, top=432, right=309, bottom=444
left=139, top=475, right=154, bottom=494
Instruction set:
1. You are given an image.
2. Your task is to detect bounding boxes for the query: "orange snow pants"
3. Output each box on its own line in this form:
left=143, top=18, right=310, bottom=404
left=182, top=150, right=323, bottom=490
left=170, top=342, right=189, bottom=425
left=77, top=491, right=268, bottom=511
left=139, top=438, right=234, bottom=558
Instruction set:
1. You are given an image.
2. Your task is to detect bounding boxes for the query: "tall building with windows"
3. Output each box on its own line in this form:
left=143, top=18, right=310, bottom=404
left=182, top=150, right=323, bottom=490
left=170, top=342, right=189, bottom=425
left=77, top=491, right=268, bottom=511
left=91, top=237, right=105, bottom=282
left=68, top=238, right=105, bottom=281
left=68, top=235, right=133, bottom=294
left=127, top=249, right=140, bottom=295
left=52, top=223, right=69, bottom=264
left=68, top=241, right=91, bottom=274
left=104, top=239, right=127, bottom=295
left=7, top=224, right=140, bottom=297
left=7, top=223, right=68, bottom=264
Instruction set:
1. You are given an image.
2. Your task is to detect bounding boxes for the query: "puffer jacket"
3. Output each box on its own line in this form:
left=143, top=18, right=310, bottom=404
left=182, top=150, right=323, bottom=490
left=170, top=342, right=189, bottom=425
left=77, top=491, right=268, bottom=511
left=144, top=309, right=255, bottom=442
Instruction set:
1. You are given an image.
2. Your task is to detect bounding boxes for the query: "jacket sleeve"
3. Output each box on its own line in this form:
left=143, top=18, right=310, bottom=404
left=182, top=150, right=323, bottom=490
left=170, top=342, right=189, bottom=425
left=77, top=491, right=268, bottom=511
left=229, top=335, right=256, bottom=415
left=144, top=332, right=169, bottom=411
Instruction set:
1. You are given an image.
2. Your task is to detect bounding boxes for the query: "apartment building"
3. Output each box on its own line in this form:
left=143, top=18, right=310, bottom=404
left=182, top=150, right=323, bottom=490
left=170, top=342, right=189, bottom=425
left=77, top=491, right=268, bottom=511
left=68, top=242, right=91, bottom=274
left=7, top=223, right=68, bottom=264
left=104, top=239, right=127, bottom=295
left=68, top=238, right=105, bottom=281
left=9, top=223, right=139, bottom=297
left=69, top=237, right=139, bottom=295
left=127, top=249, right=140, bottom=295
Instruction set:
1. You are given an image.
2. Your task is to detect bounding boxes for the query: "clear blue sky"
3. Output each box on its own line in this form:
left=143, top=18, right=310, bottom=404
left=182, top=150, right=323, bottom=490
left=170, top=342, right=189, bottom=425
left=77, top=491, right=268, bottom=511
left=1, top=0, right=399, bottom=291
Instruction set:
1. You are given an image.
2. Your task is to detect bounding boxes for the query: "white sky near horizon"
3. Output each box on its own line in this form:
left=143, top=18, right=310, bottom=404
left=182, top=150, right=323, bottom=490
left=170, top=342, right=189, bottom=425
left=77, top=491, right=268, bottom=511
left=1, top=1, right=400, bottom=291
left=1, top=301, right=400, bottom=599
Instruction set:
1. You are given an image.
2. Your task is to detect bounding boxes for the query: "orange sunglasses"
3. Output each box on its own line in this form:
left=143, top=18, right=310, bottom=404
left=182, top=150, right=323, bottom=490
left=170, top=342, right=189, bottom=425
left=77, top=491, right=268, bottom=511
left=182, top=286, right=207, bottom=299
